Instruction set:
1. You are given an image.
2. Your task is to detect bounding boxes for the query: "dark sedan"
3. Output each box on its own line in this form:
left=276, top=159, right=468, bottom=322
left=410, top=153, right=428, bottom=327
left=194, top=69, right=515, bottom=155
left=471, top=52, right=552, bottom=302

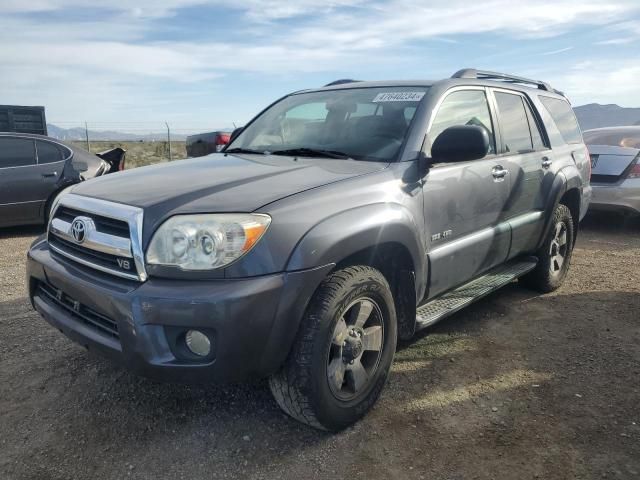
left=0, top=133, right=124, bottom=227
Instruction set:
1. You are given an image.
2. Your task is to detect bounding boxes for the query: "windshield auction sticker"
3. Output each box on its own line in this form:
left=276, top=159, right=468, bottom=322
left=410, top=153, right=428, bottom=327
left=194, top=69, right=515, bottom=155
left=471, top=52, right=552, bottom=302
left=372, top=92, right=425, bottom=102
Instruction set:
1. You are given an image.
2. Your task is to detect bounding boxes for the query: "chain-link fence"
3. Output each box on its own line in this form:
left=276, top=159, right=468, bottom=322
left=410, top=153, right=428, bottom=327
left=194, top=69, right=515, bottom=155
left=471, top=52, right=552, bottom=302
left=48, top=122, right=225, bottom=169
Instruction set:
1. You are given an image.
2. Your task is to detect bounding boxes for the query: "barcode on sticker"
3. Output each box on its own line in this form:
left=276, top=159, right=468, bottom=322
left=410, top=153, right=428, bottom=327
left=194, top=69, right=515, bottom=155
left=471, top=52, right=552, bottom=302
left=372, top=92, right=425, bottom=102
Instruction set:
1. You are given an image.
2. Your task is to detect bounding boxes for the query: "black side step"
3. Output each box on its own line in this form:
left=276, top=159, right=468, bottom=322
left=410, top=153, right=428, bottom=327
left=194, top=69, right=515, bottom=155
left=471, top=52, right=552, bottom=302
left=415, top=259, right=537, bottom=331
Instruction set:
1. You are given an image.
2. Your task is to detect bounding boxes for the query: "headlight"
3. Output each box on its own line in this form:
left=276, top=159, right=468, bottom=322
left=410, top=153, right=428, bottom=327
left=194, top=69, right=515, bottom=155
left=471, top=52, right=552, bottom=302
left=146, top=214, right=270, bottom=270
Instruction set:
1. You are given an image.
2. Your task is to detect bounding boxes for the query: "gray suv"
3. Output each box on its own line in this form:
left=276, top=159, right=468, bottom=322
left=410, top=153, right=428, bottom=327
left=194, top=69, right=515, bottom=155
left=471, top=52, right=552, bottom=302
left=27, top=69, right=591, bottom=431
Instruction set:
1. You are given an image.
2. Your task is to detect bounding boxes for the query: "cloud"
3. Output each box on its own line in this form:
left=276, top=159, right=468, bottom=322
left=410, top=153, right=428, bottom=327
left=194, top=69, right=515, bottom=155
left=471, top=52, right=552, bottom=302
left=558, top=62, right=640, bottom=106
left=1, top=0, right=640, bottom=123
left=540, top=46, right=574, bottom=55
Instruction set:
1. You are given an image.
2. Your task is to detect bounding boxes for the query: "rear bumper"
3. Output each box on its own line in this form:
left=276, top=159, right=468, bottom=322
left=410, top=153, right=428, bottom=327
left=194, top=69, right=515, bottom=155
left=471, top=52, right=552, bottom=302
left=589, top=179, right=640, bottom=215
left=27, top=240, right=332, bottom=383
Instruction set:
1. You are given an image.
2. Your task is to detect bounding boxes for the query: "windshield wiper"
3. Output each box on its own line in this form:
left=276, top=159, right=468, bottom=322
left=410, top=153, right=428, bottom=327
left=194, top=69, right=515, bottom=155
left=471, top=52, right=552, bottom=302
left=225, top=147, right=266, bottom=155
left=270, top=148, right=354, bottom=160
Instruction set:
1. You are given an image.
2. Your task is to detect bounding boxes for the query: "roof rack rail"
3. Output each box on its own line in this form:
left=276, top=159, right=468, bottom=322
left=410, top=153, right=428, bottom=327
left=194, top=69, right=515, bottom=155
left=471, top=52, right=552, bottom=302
left=451, top=68, right=556, bottom=93
left=324, top=79, right=362, bottom=87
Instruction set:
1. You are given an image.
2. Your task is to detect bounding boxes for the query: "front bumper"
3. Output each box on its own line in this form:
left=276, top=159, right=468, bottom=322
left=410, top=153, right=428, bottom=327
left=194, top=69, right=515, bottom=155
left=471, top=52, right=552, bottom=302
left=589, top=178, right=640, bottom=215
left=27, top=240, right=332, bottom=383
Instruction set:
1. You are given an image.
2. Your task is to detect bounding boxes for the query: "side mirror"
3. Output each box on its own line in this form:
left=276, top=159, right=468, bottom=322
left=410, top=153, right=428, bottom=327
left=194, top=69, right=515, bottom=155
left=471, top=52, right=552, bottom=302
left=229, top=127, right=244, bottom=144
left=431, top=125, right=490, bottom=163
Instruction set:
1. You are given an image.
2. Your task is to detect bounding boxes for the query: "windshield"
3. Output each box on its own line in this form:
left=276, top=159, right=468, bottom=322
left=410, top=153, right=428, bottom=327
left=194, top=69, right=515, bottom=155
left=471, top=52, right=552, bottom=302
left=228, top=87, right=429, bottom=161
left=584, top=128, right=640, bottom=149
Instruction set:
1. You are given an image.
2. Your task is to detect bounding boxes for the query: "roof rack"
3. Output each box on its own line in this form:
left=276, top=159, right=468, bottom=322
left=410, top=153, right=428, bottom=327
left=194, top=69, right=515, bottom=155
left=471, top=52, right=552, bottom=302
left=324, top=79, right=362, bottom=87
left=451, top=68, right=555, bottom=92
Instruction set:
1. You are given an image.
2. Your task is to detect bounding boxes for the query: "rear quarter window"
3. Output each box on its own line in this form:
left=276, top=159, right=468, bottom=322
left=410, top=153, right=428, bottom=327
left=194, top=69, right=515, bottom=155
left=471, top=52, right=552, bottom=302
left=36, top=140, right=65, bottom=164
left=539, top=96, right=583, bottom=145
left=0, top=137, right=36, bottom=168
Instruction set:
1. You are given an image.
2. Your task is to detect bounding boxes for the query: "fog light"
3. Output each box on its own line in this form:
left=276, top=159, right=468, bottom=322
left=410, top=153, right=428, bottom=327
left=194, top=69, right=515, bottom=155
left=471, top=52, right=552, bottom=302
left=185, top=330, right=211, bottom=356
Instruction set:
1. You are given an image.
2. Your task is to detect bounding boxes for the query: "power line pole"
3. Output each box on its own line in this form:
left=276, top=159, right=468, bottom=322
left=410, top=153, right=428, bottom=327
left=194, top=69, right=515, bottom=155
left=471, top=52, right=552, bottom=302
left=165, top=122, right=172, bottom=162
left=85, top=122, right=91, bottom=152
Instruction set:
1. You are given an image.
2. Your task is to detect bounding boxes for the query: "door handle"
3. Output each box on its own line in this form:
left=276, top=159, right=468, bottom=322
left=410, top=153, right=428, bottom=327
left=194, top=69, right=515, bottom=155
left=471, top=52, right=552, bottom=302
left=492, top=166, right=508, bottom=179
left=42, top=172, right=57, bottom=178
left=541, top=157, right=553, bottom=168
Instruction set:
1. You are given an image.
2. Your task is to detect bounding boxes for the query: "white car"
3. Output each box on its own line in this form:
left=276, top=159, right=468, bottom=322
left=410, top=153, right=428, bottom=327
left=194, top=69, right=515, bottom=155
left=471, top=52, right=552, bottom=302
left=584, top=126, right=640, bottom=216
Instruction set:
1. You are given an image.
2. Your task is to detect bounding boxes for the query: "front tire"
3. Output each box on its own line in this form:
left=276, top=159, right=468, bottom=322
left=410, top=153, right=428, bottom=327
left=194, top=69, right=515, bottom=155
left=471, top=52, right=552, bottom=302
left=521, top=203, right=575, bottom=293
left=269, top=265, right=397, bottom=431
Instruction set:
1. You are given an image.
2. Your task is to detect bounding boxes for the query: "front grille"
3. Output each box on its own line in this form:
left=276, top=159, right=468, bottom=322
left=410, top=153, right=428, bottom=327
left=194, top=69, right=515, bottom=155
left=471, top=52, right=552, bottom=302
left=47, top=195, right=145, bottom=281
left=49, top=235, right=137, bottom=277
left=54, top=205, right=130, bottom=237
left=35, top=280, right=119, bottom=339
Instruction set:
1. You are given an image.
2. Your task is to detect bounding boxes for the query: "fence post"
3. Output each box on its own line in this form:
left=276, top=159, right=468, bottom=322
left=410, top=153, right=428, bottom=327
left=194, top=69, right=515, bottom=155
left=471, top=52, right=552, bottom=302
left=85, top=122, right=91, bottom=152
left=165, top=122, right=172, bottom=162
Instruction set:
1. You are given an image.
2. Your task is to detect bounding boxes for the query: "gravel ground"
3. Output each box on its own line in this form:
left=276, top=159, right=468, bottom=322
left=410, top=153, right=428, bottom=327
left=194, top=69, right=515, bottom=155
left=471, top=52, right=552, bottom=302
left=1, top=214, right=639, bottom=480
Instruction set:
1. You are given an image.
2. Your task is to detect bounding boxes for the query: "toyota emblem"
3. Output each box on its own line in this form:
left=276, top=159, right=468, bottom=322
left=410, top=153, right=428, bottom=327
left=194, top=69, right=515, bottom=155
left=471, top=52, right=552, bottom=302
left=71, top=218, right=88, bottom=243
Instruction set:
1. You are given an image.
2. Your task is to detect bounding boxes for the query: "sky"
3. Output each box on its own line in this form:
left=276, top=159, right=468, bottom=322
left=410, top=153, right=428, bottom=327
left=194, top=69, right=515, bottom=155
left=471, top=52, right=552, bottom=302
left=1, top=0, right=640, bottom=132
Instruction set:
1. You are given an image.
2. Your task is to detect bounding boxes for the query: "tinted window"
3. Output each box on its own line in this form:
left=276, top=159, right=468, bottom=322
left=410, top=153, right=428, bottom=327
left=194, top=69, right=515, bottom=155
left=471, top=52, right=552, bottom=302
left=430, top=90, right=496, bottom=154
left=0, top=137, right=36, bottom=168
left=583, top=128, right=640, bottom=148
left=524, top=101, right=546, bottom=150
left=36, top=140, right=63, bottom=163
left=539, top=96, right=582, bottom=144
left=494, top=92, right=533, bottom=154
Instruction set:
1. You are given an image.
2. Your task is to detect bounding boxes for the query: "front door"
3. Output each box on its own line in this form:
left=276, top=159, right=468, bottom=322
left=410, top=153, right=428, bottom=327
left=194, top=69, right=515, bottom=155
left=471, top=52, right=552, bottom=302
left=423, top=88, right=511, bottom=299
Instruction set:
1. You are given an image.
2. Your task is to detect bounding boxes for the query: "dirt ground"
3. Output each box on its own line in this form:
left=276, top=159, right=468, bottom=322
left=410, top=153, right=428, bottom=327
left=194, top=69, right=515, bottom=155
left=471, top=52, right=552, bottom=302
left=1, top=213, right=639, bottom=480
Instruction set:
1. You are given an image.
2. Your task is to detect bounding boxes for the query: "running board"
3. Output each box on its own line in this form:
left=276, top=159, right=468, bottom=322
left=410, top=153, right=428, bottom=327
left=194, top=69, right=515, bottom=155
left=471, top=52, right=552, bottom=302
left=415, top=259, right=537, bottom=331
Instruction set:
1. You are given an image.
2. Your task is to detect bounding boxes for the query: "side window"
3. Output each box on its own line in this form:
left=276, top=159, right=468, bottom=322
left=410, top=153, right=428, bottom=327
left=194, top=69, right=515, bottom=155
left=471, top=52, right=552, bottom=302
left=0, top=137, right=36, bottom=168
left=430, top=90, right=496, bottom=155
left=523, top=101, right=546, bottom=151
left=539, top=96, right=582, bottom=144
left=36, top=140, right=64, bottom=164
left=350, top=103, right=379, bottom=118
left=285, top=103, right=327, bottom=120
left=403, top=106, right=417, bottom=122
left=494, top=92, right=534, bottom=154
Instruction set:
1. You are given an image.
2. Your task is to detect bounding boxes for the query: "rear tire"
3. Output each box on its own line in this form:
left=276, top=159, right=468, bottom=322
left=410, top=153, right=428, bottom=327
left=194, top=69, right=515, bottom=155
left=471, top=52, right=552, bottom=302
left=269, top=265, right=397, bottom=431
left=521, top=203, right=575, bottom=293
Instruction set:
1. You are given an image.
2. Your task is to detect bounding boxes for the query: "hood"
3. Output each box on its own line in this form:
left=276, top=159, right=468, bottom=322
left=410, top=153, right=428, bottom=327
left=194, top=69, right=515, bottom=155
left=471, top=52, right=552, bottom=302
left=71, top=152, right=387, bottom=216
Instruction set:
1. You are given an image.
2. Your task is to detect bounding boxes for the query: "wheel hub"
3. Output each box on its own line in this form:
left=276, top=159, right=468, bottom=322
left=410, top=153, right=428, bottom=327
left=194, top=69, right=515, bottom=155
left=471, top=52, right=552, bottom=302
left=342, top=329, right=363, bottom=363
left=326, top=297, right=385, bottom=401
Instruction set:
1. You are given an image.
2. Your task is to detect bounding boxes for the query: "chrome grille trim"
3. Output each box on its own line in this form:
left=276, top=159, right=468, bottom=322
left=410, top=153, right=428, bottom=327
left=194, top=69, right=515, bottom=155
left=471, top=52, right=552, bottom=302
left=49, top=193, right=147, bottom=281
left=50, top=217, right=132, bottom=258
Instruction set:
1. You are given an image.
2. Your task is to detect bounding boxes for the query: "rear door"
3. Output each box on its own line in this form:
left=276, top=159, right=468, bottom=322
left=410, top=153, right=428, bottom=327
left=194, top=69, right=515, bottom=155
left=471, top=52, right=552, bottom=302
left=0, top=136, right=40, bottom=226
left=34, top=139, right=67, bottom=203
left=489, top=89, right=554, bottom=257
left=423, top=87, right=511, bottom=298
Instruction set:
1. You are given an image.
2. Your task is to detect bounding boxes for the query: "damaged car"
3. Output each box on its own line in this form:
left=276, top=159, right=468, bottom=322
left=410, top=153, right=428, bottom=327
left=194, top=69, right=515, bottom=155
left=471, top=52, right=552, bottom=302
left=0, top=133, right=125, bottom=227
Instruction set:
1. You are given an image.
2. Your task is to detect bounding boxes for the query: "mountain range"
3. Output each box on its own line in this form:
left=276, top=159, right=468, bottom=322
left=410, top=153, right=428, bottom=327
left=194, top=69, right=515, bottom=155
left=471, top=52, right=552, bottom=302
left=44, top=103, right=640, bottom=141
left=573, top=104, right=640, bottom=131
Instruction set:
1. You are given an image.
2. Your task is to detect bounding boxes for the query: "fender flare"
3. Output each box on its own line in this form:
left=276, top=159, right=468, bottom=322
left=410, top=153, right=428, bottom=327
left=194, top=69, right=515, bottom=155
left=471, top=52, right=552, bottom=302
left=285, top=203, right=426, bottom=299
left=536, top=165, right=582, bottom=250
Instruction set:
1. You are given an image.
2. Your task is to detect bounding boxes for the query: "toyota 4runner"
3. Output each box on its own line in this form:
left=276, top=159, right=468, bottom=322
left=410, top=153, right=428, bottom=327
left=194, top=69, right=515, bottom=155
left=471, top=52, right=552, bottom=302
left=27, top=69, right=592, bottom=431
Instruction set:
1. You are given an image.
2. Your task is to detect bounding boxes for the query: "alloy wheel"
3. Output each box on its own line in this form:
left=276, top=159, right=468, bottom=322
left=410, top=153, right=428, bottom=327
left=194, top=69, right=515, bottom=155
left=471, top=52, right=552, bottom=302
left=549, top=221, right=568, bottom=275
left=326, top=297, right=384, bottom=401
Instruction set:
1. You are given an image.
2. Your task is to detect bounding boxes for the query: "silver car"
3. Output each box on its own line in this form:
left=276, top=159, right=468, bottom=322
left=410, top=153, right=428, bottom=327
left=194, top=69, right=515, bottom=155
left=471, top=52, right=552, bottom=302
left=584, top=126, right=640, bottom=216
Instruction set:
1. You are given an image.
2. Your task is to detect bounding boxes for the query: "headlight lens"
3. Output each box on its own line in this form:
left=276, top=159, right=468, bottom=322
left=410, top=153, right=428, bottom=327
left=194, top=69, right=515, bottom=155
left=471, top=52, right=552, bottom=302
left=146, top=214, right=271, bottom=270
